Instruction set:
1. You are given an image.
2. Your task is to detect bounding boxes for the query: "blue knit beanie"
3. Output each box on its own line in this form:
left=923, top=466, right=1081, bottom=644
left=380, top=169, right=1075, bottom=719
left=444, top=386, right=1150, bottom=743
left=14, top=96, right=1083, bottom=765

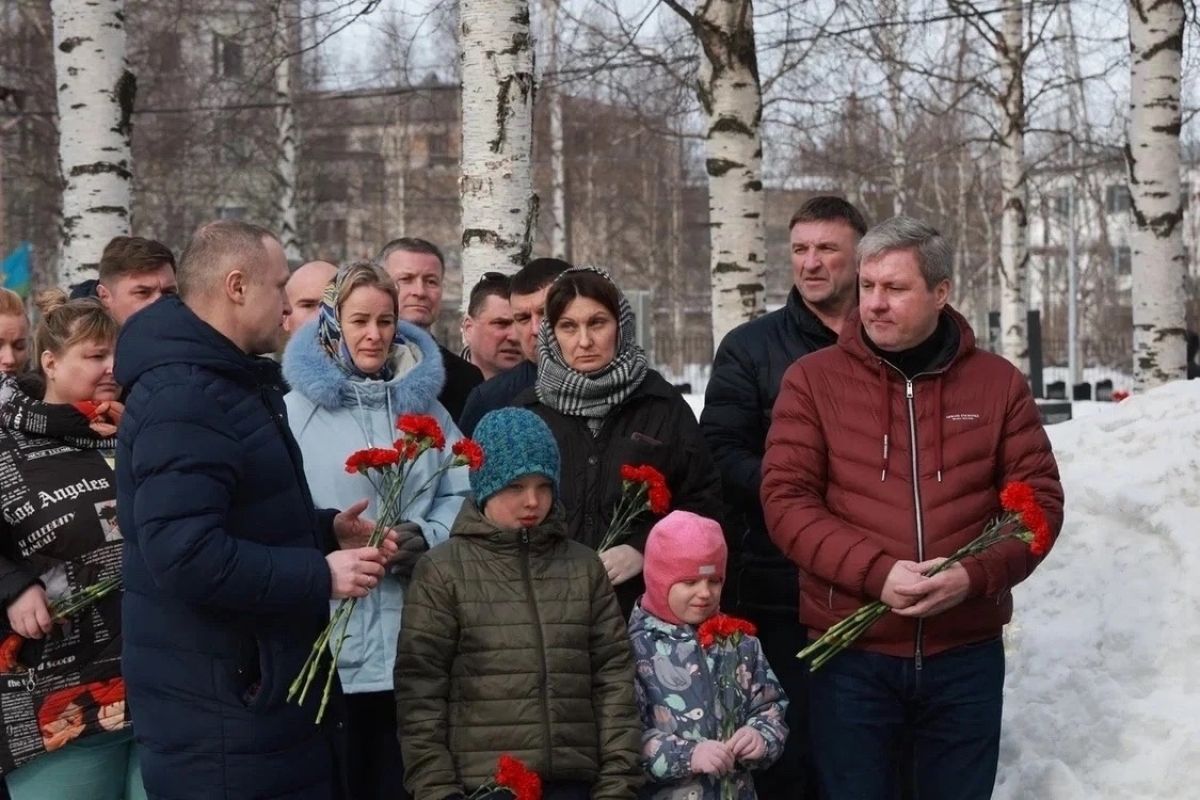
left=470, top=408, right=561, bottom=509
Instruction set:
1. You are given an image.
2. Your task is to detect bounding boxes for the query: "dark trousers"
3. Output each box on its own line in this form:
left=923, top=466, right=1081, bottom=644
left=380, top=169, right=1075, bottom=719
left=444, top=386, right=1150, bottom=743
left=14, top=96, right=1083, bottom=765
left=808, top=638, right=1004, bottom=800
left=344, top=691, right=409, bottom=800
left=738, top=612, right=819, bottom=800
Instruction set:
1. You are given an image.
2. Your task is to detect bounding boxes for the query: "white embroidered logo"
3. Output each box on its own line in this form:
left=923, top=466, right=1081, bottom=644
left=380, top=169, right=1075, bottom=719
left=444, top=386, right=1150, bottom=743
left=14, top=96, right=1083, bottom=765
left=698, top=564, right=717, bottom=575
left=945, top=413, right=981, bottom=422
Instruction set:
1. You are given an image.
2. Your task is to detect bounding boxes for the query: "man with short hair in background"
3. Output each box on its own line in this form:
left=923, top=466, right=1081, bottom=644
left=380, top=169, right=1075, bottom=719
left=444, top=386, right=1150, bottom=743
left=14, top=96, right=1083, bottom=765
left=762, top=216, right=1063, bottom=800
left=285, top=260, right=338, bottom=336
left=95, top=236, right=179, bottom=324
left=377, top=237, right=481, bottom=423
left=700, top=196, right=867, bottom=797
left=457, top=257, right=571, bottom=436
left=460, top=272, right=522, bottom=380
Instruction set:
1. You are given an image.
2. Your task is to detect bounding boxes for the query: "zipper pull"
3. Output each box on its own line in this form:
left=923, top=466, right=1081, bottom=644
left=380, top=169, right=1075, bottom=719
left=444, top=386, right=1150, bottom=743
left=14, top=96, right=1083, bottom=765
left=906, top=380, right=914, bottom=399
left=521, top=530, right=529, bottom=546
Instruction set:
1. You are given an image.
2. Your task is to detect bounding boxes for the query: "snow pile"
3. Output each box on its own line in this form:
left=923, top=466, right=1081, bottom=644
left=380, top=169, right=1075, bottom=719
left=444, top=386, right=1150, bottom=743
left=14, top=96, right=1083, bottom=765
left=995, top=380, right=1200, bottom=800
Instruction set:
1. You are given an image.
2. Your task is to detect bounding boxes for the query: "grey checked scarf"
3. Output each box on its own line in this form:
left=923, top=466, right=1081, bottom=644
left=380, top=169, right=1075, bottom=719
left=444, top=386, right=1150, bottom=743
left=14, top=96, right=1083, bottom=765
left=535, top=266, right=648, bottom=436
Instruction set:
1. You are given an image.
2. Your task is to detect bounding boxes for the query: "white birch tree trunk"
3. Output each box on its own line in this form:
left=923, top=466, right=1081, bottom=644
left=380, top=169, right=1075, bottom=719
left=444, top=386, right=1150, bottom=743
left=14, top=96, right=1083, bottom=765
left=274, top=7, right=301, bottom=262
left=1127, top=0, right=1187, bottom=389
left=51, top=0, right=133, bottom=287
left=542, top=0, right=568, bottom=259
left=459, top=0, right=537, bottom=302
left=665, top=0, right=765, bottom=352
left=997, top=0, right=1029, bottom=373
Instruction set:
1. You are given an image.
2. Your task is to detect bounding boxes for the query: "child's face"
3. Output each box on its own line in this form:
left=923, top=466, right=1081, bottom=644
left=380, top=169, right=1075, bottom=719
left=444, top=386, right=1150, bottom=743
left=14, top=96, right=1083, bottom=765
left=483, top=474, right=554, bottom=530
left=667, top=576, right=723, bottom=625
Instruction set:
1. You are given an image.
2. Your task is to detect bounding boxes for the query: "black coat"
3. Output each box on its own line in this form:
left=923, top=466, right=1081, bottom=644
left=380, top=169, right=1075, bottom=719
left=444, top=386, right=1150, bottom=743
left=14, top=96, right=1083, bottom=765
left=115, top=296, right=343, bottom=799
left=458, top=359, right=537, bottom=436
left=516, top=370, right=723, bottom=616
left=438, top=344, right=484, bottom=425
left=699, top=287, right=838, bottom=619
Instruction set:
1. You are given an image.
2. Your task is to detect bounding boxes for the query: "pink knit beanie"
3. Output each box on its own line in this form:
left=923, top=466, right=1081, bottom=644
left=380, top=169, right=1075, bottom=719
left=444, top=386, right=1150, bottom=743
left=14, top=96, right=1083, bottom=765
left=641, top=510, right=727, bottom=626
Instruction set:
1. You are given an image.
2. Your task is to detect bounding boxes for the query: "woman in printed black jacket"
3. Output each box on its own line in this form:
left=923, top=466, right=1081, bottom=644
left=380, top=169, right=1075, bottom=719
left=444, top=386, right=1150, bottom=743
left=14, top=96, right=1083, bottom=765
left=0, top=290, right=142, bottom=800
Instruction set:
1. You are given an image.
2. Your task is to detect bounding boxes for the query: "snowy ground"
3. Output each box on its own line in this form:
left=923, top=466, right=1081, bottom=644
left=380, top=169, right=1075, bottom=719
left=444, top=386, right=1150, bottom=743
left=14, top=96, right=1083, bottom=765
left=994, top=381, right=1200, bottom=799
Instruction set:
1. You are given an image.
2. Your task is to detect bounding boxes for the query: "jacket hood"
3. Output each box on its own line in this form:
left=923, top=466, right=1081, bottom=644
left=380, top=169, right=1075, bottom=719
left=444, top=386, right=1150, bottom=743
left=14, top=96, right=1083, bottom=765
left=452, top=495, right=567, bottom=553
left=114, top=295, right=276, bottom=388
left=281, top=318, right=445, bottom=412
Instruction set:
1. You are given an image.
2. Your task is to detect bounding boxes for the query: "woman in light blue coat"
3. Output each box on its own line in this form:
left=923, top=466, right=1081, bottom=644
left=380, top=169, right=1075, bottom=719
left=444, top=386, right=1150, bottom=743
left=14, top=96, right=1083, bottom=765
left=282, top=261, right=468, bottom=800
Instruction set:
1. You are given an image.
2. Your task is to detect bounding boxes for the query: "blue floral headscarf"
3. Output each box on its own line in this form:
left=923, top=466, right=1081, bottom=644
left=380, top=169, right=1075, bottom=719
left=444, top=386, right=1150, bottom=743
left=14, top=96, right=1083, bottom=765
left=316, top=265, right=408, bottom=381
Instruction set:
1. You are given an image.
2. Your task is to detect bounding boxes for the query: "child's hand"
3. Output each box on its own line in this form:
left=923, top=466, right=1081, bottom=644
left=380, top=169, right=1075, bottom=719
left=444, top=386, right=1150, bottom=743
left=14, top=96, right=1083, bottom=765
left=726, top=725, right=767, bottom=762
left=690, top=739, right=735, bottom=776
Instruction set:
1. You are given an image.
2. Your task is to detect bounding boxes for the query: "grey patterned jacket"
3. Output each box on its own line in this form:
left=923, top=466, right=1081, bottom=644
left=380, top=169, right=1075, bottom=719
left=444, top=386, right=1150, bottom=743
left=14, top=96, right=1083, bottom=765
left=628, top=603, right=788, bottom=799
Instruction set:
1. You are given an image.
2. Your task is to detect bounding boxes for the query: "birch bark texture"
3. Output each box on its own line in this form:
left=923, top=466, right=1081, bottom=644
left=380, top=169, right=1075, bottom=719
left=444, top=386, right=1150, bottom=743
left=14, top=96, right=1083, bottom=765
left=542, top=0, right=568, bottom=260
left=274, top=6, right=301, bottom=261
left=664, top=0, right=766, bottom=351
left=51, top=0, right=134, bottom=287
left=997, top=0, right=1029, bottom=374
left=459, top=0, right=538, bottom=303
left=1126, top=0, right=1187, bottom=390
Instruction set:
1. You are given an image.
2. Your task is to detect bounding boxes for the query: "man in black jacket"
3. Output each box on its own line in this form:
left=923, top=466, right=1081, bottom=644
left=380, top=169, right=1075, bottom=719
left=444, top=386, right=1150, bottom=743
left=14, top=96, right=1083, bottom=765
left=377, top=236, right=482, bottom=423
left=700, top=196, right=867, bottom=798
left=458, top=257, right=570, bottom=435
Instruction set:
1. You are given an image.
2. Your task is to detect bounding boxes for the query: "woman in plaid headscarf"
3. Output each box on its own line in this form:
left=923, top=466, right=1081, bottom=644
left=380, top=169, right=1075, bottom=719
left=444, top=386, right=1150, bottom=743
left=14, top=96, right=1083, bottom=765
left=516, top=266, right=724, bottom=617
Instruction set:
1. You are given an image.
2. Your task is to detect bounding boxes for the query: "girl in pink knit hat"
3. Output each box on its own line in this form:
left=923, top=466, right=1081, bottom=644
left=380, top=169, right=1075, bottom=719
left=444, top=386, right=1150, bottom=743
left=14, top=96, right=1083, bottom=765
left=629, top=510, right=789, bottom=799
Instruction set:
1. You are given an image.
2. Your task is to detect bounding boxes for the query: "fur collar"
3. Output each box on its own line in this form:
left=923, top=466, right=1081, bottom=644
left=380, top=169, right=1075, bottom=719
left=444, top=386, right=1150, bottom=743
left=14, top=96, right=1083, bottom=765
left=282, top=319, right=446, bottom=411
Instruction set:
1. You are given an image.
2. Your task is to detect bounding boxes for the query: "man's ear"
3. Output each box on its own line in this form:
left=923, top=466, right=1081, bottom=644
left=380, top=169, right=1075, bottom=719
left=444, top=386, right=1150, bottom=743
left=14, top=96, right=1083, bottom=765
left=934, top=279, right=952, bottom=310
left=96, top=283, right=112, bottom=307
left=224, top=269, right=248, bottom=305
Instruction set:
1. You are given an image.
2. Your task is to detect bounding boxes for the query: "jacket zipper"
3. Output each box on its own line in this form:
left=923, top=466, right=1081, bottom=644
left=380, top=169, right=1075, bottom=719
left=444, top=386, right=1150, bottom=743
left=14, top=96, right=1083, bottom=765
left=880, top=356, right=952, bottom=672
left=520, top=530, right=554, bottom=772
left=904, top=379, right=926, bottom=671
left=691, top=630, right=722, bottom=739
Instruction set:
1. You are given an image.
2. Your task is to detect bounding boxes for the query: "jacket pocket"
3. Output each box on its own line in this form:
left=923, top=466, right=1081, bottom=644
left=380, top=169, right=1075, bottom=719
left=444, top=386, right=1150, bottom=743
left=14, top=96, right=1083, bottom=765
left=213, top=636, right=273, bottom=713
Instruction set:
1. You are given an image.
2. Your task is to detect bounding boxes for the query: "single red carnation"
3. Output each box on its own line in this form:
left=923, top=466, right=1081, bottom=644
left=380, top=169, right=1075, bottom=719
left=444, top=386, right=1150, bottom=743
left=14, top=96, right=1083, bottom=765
left=368, top=449, right=400, bottom=469
left=345, top=448, right=398, bottom=474
left=495, top=754, right=542, bottom=800
left=999, top=482, right=1036, bottom=516
left=396, top=414, right=446, bottom=450
left=697, top=613, right=756, bottom=649
left=648, top=484, right=671, bottom=515
left=1000, top=482, right=1052, bottom=556
left=452, top=438, right=485, bottom=470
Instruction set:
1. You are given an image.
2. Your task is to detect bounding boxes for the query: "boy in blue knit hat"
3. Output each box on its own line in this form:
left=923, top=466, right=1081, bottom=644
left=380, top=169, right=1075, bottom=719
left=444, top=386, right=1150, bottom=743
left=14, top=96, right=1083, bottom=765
left=395, top=408, right=643, bottom=800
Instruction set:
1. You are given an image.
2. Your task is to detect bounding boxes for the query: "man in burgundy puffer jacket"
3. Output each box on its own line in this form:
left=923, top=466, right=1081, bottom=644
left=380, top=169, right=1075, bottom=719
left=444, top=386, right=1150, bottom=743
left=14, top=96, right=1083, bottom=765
left=762, top=216, right=1063, bottom=800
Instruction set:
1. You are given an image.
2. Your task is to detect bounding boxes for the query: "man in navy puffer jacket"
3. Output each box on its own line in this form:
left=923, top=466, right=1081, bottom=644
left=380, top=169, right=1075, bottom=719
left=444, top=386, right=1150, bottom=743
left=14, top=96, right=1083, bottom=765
left=115, top=220, right=394, bottom=800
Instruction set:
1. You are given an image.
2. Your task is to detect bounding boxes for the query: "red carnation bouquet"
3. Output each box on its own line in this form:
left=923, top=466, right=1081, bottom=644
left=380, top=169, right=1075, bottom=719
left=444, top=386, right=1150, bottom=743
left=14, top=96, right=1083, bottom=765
left=697, top=613, right=758, bottom=800
left=288, top=414, right=483, bottom=722
left=466, top=754, right=542, bottom=800
left=596, top=464, right=671, bottom=552
left=797, top=480, right=1053, bottom=672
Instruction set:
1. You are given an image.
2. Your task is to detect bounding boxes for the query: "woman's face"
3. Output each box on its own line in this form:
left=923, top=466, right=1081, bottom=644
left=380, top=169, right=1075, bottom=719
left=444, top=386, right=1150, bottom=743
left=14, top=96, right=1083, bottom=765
left=340, top=286, right=397, bottom=375
left=42, top=337, right=119, bottom=403
left=0, top=313, right=30, bottom=375
left=553, top=296, right=618, bottom=373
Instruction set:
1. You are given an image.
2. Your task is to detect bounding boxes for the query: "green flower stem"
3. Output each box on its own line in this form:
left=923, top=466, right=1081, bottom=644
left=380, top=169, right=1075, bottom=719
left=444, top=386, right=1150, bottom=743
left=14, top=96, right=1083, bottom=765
left=49, top=576, right=121, bottom=620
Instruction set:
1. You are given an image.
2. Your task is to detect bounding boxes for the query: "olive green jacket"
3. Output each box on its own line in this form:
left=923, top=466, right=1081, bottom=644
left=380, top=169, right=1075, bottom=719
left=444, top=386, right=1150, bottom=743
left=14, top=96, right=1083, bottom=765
left=394, top=499, right=643, bottom=799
